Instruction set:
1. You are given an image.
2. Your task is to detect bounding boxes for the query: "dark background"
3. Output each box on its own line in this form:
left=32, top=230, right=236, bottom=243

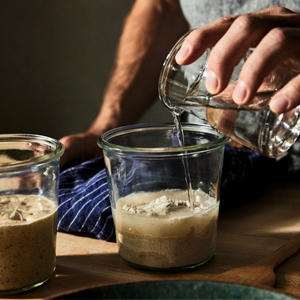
left=0, top=0, right=171, bottom=140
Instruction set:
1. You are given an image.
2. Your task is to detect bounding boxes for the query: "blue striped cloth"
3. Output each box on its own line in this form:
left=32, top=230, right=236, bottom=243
left=58, top=158, right=114, bottom=241
left=57, top=145, right=280, bottom=240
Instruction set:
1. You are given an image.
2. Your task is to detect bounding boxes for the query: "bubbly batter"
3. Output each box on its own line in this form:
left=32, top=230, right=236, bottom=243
left=0, top=195, right=57, bottom=291
left=112, top=189, right=219, bottom=269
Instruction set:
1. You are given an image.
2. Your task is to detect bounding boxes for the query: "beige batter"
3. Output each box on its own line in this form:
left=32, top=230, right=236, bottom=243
left=112, top=189, right=219, bottom=269
left=0, top=195, right=57, bottom=292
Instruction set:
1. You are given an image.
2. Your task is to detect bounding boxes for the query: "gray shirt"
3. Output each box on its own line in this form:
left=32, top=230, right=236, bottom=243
left=180, top=0, right=300, bottom=29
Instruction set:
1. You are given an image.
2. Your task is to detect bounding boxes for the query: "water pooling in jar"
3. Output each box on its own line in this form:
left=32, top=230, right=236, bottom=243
left=172, top=110, right=194, bottom=209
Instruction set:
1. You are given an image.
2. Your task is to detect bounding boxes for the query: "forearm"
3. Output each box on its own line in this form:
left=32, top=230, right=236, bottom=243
left=88, top=0, right=189, bottom=135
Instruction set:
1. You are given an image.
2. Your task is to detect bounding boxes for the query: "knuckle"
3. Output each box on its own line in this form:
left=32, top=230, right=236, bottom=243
left=215, top=15, right=236, bottom=26
left=271, top=6, right=293, bottom=15
left=60, top=135, right=75, bottom=148
left=290, top=77, right=300, bottom=95
left=260, top=6, right=293, bottom=16
left=59, top=136, right=69, bottom=144
left=239, top=56, right=262, bottom=83
left=268, top=27, right=288, bottom=44
left=192, top=30, right=206, bottom=45
left=209, top=48, right=226, bottom=67
left=188, top=28, right=207, bottom=50
left=233, top=15, right=254, bottom=31
left=243, top=61, right=260, bottom=80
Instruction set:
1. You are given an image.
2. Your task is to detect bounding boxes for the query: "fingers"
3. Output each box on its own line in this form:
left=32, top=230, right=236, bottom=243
left=59, top=133, right=102, bottom=168
left=176, top=7, right=299, bottom=66
left=270, top=74, right=300, bottom=114
left=175, top=7, right=300, bottom=114
left=205, top=14, right=274, bottom=94
left=175, top=15, right=237, bottom=65
left=59, top=135, right=82, bottom=168
left=233, top=27, right=300, bottom=108
left=206, top=13, right=300, bottom=95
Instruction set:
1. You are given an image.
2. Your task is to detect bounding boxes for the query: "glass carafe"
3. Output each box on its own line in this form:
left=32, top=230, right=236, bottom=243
left=158, top=31, right=300, bottom=158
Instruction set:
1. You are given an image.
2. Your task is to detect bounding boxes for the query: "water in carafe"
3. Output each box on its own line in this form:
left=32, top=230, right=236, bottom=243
left=159, top=35, right=300, bottom=158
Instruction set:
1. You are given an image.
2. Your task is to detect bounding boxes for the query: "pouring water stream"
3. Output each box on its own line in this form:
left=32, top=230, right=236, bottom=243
left=172, top=111, right=194, bottom=209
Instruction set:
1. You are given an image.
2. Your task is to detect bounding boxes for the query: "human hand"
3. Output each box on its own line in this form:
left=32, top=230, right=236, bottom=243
left=175, top=7, right=300, bottom=114
left=59, top=132, right=103, bottom=169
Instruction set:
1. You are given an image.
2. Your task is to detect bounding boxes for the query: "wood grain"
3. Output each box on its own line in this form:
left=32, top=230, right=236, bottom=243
left=4, top=182, right=300, bottom=300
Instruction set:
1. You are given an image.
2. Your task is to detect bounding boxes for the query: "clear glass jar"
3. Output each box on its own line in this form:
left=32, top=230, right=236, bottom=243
left=0, top=134, right=64, bottom=295
left=159, top=30, right=300, bottom=158
left=98, top=123, right=228, bottom=270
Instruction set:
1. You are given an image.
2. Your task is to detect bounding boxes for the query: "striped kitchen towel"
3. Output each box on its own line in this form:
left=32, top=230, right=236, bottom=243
left=57, top=145, right=281, bottom=240
left=58, top=158, right=114, bottom=241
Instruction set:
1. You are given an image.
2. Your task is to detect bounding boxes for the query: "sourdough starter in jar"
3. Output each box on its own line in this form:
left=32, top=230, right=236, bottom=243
left=112, top=189, right=219, bottom=269
left=0, top=195, right=57, bottom=291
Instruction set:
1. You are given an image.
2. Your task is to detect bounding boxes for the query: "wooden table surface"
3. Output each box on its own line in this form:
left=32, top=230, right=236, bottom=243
left=5, top=182, right=300, bottom=300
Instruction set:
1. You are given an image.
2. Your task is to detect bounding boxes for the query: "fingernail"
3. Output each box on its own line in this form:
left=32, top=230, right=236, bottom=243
left=175, top=43, right=190, bottom=64
left=206, top=70, right=219, bottom=94
left=270, top=94, right=289, bottom=114
left=233, top=80, right=248, bottom=104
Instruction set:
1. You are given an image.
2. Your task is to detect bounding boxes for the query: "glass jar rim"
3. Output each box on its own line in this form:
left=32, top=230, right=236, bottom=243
left=158, top=30, right=191, bottom=109
left=98, top=122, right=229, bottom=155
left=0, top=134, right=64, bottom=172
